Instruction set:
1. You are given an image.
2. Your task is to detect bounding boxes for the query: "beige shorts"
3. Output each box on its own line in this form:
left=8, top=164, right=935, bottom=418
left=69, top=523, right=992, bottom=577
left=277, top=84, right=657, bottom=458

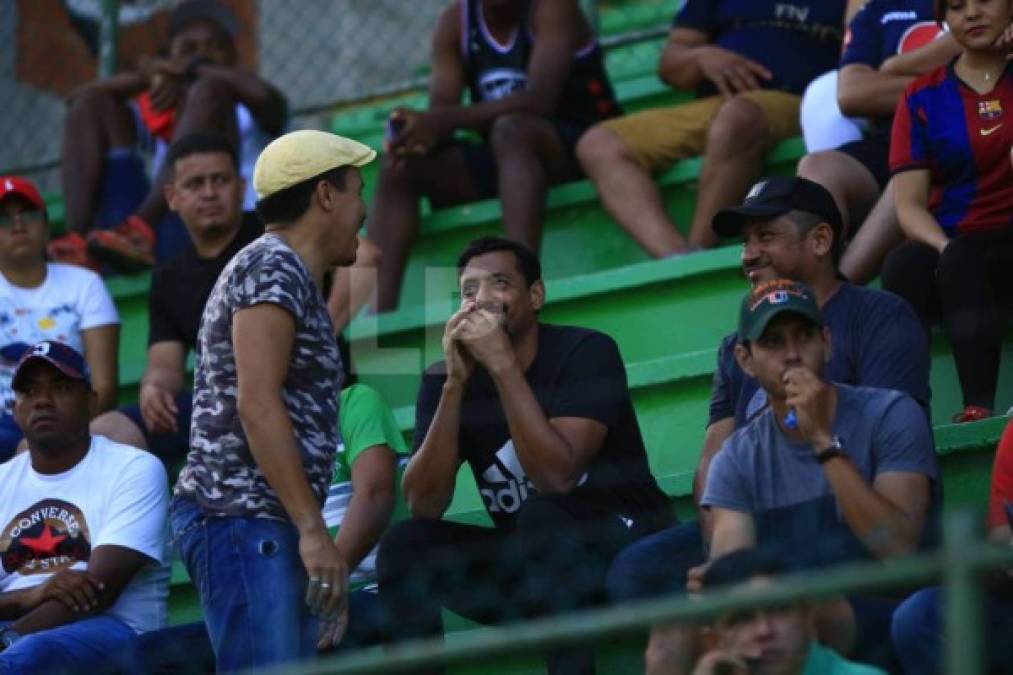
left=599, top=90, right=802, bottom=172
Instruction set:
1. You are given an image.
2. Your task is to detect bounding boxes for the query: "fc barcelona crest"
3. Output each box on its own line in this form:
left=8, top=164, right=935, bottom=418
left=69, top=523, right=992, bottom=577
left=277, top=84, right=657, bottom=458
left=978, top=99, right=1003, bottom=121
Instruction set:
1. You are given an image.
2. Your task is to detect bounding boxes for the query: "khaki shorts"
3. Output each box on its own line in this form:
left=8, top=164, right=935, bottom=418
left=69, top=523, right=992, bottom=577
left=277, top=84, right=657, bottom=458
left=599, top=90, right=801, bottom=172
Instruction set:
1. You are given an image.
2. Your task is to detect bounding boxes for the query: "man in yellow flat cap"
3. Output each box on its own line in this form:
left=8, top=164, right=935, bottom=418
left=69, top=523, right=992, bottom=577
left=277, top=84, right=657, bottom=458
left=171, top=130, right=374, bottom=671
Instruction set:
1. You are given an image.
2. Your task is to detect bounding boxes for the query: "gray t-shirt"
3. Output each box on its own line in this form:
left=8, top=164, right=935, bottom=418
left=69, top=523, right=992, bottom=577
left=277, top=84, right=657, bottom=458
left=702, top=384, right=939, bottom=567
left=175, top=234, right=341, bottom=520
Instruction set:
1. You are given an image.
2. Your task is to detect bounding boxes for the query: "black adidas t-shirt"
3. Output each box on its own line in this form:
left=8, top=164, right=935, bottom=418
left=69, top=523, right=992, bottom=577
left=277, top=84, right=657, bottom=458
left=413, top=323, right=669, bottom=532
left=147, top=212, right=263, bottom=350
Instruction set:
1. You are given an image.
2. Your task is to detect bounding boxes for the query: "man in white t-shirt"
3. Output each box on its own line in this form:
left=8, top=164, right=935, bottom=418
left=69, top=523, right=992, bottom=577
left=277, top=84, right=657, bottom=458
left=0, top=341, right=169, bottom=673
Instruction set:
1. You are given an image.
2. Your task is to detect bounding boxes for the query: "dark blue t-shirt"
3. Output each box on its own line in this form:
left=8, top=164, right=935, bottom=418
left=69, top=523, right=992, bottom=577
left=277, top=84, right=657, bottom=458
left=703, top=384, right=940, bottom=568
left=674, top=0, right=846, bottom=97
left=708, top=283, right=930, bottom=428
left=839, top=0, right=940, bottom=129
left=840, top=0, right=938, bottom=70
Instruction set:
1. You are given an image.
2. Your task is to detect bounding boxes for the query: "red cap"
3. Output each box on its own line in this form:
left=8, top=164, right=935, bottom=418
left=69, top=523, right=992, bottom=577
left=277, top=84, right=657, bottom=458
left=0, top=176, right=45, bottom=211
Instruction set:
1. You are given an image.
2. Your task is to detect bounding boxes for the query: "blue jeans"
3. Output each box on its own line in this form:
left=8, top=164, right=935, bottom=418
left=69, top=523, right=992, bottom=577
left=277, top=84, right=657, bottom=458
left=606, top=520, right=706, bottom=602
left=171, top=496, right=318, bottom=673
left=892, top=586, right=1013, bottom=675
left=0, top=615, right=135, bottom=674
left=117, top=589, right=389, bottom=674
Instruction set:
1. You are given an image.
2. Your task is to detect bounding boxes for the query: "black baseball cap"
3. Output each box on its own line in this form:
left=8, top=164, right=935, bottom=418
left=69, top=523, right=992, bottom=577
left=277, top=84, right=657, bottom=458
left=713, top=176, right=843, bottom=239
left=168, top=0, right=238, bottom=39
left=738, top=280, right=822, bottom=343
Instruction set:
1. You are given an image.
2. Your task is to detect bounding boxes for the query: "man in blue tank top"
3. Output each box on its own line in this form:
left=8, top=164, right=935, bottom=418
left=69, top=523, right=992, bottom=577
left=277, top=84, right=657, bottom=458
left=365, top=0, right=620, bottom=311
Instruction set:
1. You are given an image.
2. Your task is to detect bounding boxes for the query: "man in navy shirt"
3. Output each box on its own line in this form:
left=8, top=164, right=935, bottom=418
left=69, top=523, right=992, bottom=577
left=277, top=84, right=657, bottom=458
left=606, top=177, right=930, bottom=673
left=798, top=0, right=956, bottom=283
left=577, top=0, right=846, bottom=258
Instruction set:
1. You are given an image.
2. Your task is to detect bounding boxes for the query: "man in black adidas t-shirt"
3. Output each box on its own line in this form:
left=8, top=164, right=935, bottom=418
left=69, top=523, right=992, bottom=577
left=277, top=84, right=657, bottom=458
left=366, top=0, right=621, bottom=311
left=377, top=237, right=670, bottom=675
left=91, top=134, right=261, bottom=466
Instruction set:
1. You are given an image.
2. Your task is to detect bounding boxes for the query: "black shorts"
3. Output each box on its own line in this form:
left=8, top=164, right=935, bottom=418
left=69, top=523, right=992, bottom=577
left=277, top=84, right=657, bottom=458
left=121, top=391, right=193, bottom=468
left=838, top=127, right=892, bottom=190
left=451, top=120, right=588, bottom=202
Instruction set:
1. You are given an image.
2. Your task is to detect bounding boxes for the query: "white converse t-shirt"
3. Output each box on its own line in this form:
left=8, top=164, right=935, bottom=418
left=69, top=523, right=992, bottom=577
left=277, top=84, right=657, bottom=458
left=0, top=436, right=169, bottom=634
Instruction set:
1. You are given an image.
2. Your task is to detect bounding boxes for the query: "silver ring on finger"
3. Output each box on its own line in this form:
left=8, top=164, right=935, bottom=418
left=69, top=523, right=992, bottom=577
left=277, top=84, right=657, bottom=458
left=320, top=583, right=332, bottom=590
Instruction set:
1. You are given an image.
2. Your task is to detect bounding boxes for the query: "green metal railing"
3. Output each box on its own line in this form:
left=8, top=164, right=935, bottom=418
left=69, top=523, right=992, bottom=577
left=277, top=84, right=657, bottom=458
left=252, top=510, right=1013, bottom=675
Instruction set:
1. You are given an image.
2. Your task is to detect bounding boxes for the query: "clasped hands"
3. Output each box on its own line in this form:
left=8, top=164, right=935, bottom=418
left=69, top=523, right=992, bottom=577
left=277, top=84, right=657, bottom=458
left=442, top=300, right=515, bottom=384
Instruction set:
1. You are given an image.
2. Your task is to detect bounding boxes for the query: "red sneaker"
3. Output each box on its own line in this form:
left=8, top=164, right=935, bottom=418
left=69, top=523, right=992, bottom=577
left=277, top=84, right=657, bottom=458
left=46, top=232, right=100, bottom=272
left=951, top=405, right=992, bottom=423
left=86, top=215, right=155, bottom=273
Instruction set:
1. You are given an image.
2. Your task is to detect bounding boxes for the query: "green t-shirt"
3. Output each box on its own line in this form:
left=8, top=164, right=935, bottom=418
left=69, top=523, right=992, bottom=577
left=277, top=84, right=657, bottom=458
left=322, top=384, right=410, bottom=584
left=802, top=643, right=887, bottom=675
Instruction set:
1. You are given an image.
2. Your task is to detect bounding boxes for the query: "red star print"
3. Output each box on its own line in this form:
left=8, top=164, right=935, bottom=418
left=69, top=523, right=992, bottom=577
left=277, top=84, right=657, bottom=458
left=20, top=524, right=67, bottom=556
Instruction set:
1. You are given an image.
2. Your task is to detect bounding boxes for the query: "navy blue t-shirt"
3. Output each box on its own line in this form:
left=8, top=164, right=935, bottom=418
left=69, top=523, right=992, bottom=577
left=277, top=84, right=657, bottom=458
left=708, top=283, right=930, bottom=428
left=674, top=0, right=846, bottom=97
left=839, top=0, right=941, bottom=128
left=840, top=0, right=938, bottom=70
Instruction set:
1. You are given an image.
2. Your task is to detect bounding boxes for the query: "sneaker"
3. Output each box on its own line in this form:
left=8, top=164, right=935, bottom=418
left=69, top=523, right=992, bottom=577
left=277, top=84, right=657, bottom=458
left=86, top=215, right=155, bottom=273
left=46, top=232, right=100, bottom=272
left=952, top=405, right=992, bottom=423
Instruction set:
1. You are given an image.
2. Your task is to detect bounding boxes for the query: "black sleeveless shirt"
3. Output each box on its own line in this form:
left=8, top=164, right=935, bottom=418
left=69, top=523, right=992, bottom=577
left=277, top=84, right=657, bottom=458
left=460, top=0, right=621, bottom=130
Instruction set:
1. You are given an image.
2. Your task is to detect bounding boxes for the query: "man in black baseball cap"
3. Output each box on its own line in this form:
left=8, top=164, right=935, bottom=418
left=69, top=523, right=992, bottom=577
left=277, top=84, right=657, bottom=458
left=606, top=176, right=932, bottom=670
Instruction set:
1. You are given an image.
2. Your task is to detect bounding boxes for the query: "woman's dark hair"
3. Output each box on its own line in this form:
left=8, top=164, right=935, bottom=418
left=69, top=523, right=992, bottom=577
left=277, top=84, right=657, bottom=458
left=456, top=236, right=542, bottom=286
left=934, top=0, right=949, bottom=24
left=256, top=166, right=349, bottom=224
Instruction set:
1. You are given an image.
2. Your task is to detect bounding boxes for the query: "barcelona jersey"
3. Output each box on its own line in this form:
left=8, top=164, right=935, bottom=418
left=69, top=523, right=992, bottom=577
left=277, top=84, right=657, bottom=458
left=891, top=61, right=1013, bottom=236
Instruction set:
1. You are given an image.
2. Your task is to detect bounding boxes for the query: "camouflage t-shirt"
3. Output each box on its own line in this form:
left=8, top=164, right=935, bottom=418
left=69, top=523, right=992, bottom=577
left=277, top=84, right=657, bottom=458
left=175, top=234, right=341, bottom=520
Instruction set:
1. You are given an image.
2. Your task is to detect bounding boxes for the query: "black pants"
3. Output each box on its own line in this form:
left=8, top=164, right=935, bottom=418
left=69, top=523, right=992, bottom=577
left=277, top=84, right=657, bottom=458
left=881, top=231, right=1013, bottom=410
left=376, top=494, right=665, bottom=675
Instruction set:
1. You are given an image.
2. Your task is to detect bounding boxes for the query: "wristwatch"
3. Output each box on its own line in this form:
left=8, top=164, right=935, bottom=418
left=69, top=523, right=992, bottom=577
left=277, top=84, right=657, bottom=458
left=816, top=436, right=846, bottom=464
left=0, top=627, right=22, bottom=652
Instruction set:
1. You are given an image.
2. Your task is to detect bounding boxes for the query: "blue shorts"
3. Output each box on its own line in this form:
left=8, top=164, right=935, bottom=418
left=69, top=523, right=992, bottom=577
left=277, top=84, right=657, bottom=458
left=97, top=149, right=189, bottom=263
left=442, top=120, right=588, bottom=203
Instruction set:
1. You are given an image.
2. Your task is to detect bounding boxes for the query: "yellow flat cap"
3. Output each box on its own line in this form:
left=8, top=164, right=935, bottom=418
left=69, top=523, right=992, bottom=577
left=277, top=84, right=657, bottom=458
left=253, top=130, right=376, bottom=200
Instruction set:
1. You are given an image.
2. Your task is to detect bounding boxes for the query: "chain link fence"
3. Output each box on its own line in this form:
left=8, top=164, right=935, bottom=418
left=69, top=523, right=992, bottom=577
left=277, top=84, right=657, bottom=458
left=2, top=0, right=680, bottom=194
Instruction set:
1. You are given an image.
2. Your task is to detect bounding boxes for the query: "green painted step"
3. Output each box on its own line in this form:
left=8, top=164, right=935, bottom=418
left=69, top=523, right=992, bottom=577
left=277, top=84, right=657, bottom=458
left=599, top=0, right=681, bottom=36
left=380, top=135, right=802, bottom=310
left=350, top=244, right=762, bottom=412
